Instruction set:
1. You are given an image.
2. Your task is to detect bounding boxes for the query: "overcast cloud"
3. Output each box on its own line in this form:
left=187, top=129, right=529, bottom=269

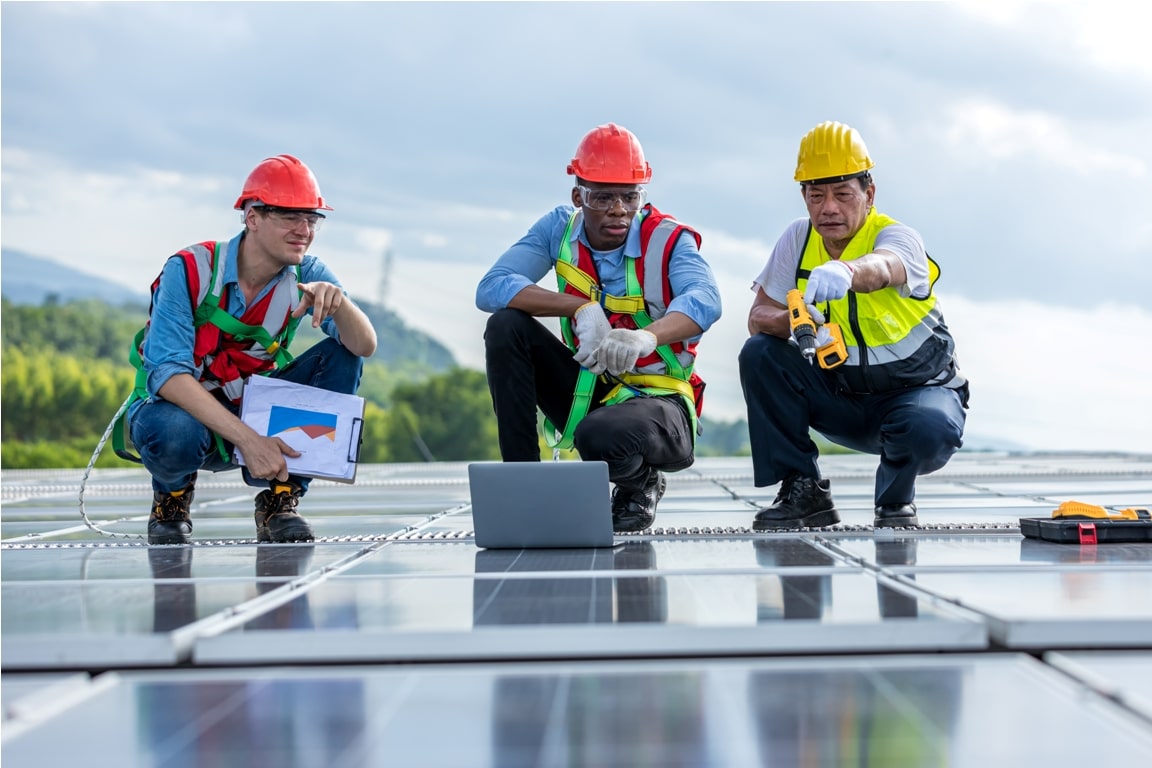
left=2, top=1, right=1149, bottom=452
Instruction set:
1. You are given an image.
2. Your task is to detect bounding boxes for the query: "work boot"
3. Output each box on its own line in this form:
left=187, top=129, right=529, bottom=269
left=753, top=474, right=840, bottom=531
left=254, top=482, right=314, bottom=543
left=874, top=503, right=919, bottom=528
left=612, top=470, right=666, bottom=533
left=148, top=482, right=195, bottom=545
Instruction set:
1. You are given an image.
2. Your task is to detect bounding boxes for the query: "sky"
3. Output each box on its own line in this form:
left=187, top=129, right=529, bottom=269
left=2, top=1, right=1150, bottom=453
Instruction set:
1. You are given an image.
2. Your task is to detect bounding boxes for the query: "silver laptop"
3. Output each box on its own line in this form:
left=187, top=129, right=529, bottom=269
left=468, top=461, right=618, bottom=549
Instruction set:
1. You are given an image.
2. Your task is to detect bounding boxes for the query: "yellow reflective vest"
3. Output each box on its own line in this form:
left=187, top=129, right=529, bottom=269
left=798, top=208, right=966, bottom=396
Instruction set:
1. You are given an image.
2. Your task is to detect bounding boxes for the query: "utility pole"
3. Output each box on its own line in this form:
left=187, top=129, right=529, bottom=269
left=378, top=247, right=394, bottom=306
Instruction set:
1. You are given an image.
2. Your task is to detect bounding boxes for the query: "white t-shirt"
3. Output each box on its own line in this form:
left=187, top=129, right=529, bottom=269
left=751, top=217, right=931, bottom=303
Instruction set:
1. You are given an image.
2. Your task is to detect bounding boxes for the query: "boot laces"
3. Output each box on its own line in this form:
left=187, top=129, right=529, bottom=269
left=261, top=484, right=302, bottom=520
left=153, top=492, right=191, bottom=521
left=774, top=474, right=814, bottom=505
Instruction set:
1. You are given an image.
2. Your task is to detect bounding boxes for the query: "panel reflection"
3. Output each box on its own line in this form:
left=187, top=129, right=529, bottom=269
left=755, top=538, right=920, bottom=621
left=747, top=665, right=962, bottom=765
left=472, top=542, right=667, bottom=626
left=148, top=545, right=318, bottom=632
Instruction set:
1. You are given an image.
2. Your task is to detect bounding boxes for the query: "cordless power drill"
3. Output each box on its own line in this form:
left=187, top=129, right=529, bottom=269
left=786, top=289, right=818, bottom=363
left=786, top=289, right=847, bottom=369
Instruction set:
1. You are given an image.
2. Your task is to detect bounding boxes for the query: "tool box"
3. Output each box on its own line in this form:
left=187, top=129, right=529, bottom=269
left=1020, top=501, right=1152, bottom=544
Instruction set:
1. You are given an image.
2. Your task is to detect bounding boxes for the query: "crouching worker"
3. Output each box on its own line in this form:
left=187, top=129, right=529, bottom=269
left=120, top=155, right=377, bottom=544
left=476, top=124, right=722, bottom=533
left=740, top=122, right=968, bottom=530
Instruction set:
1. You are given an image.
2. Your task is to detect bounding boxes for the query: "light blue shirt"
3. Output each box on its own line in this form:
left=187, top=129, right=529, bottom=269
left=475, top=205, right=722, bottom=334
left=139, top=231, right=341, bottom=401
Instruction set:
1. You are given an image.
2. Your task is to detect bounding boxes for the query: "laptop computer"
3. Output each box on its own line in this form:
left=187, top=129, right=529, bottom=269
left=468, top=461, right=619, bottom=549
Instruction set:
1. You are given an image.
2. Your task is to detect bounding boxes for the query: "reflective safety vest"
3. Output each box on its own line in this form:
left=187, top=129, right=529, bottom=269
left=547, top=205, right=707, bottom=449
left=797, top=208, right=966, bottom=395
left=114, top=240, right=301, bottom=462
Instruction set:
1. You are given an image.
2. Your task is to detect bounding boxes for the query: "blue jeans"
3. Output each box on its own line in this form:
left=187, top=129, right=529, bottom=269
left=738, top=333, right=966, bottom=506
left=130, top=338, right=364, bottom=494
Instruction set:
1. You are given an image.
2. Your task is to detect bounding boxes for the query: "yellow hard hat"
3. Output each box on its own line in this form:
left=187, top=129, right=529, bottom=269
left=794, top=121, right=874, bottom=183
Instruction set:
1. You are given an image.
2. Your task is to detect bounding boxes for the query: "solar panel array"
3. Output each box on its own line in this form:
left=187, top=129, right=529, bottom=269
left=4, top=452, right=1152, bottom=765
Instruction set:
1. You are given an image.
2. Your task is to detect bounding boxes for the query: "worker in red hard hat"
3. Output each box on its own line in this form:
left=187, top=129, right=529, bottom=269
left=120, top=154, right=377, bottom=545
left=476, top=124, right=722, bottom=532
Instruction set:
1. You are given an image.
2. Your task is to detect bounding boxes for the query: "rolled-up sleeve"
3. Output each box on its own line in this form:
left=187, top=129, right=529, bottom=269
left=142, top=257, right=200, bottom=398
left=875, top=224, right=930, bottom=299
left=476, top=208, right=569, bottom=312
left=667, top=234, right=722, bottom=334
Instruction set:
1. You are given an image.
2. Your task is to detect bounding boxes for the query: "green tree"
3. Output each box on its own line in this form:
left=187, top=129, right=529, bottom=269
left=384, top=368, right=500, bottom=462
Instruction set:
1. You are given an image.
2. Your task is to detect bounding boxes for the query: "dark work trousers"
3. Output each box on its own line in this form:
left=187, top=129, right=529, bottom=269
left=484, top=308, right=695, bottom=491
left=738, top=333, right=965, bottom=507
left=131, top=338, right=364, bottom=494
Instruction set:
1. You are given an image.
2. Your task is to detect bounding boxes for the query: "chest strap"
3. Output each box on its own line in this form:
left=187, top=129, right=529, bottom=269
left=555, top=260, right=645, bottom=314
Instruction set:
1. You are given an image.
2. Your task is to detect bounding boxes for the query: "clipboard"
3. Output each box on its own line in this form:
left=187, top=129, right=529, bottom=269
left=235, top=375, right=365, bottom=483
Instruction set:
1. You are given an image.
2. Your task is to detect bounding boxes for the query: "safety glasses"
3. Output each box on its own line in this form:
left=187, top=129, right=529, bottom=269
left=576, top=186, right=647, bottom=212
left=257, top=206, right=326, bottom=231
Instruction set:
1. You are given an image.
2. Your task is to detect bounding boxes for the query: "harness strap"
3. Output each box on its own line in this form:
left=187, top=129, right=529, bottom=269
left=115, top=242, right=299, bottom=464
left=543, top=368, right=598, bottom=450
left=555, top=260, right=646, bottom=314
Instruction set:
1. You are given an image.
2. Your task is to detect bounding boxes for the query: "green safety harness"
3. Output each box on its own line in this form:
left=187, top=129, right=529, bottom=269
left=545, top=212, right=698, bottom=450
left=113, top=241, right=301, bottom=463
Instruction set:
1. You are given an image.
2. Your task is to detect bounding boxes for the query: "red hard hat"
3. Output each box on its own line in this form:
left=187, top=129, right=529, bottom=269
left=233, top=154, right=333, bottom=210
left=566, top=123, right=652, bottom=184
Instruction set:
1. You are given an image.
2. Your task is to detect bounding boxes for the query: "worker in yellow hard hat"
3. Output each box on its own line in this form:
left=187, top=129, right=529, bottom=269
left=740, top=121, right=969, bottom=530
left=476, top=124, right=722, bottom=533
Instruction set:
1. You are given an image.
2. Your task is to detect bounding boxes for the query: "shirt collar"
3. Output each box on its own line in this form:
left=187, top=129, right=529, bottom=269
left=575, top=210, right=643, bottom=262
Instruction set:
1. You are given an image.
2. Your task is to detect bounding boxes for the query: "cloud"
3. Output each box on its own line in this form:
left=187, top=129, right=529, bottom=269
left=3, top=2, right=1150, bottom=456
left=943, top=99, right=1146, bottom=178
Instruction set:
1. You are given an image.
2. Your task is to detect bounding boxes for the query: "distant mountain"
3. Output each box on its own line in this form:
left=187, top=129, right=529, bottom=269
left=0, top=248, right=457, bottom=371
left=2, top=249, right=150, bottom=306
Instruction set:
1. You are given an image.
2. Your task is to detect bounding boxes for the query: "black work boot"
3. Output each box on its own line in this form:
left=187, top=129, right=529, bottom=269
left=254, top=482, right=314, bottom=543
left=612, top=470, right=666, bottom=533
left=753, top=473, right=840, bottom=530
left=148, top=482, right=195, bottom=545
left=874, top=503, right=919, bottom=528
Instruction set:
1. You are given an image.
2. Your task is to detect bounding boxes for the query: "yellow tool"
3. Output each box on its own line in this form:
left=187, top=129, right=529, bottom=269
left=786, top=289, right=847, bottom=369
left=786, top=289, right=818, bottom=363
left=815, top=323, right=847, bottom=369
left=1052, top=501, right=1151, bottom=520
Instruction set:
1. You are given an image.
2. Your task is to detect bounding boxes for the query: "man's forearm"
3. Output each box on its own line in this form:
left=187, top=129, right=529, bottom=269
left=643, top=311, right=704, bottom=347
left=332, top=301, right=378, bottom=357
left=507, top=285, right=590, bottom=318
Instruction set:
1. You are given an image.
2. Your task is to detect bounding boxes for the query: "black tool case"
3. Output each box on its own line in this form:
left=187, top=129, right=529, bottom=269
left=1019, top=517, right=1152, bottom=544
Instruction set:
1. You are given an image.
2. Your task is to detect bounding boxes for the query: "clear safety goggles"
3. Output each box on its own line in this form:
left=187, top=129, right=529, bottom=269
left=576, top=185, right=647, bottom=212
left=257, top=206, right=326, bottom=231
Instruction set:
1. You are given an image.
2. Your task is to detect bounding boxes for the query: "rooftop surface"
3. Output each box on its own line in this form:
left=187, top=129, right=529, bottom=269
left=3, top=451, right=1152, bottom=766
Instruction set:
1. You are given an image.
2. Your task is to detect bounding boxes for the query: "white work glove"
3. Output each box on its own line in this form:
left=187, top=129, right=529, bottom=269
left=814, top=325, right=835, bottom=348
left=803, top=260, right=854, bottom=305
left=571, top=301, right=612, bottom=370
left=598, top=328, right=658, bottom=376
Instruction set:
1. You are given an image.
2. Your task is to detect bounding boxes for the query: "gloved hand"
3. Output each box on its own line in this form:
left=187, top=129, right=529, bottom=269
left=598, top=328, right=658, bottom=375
left=814, top=325, right=835, bottom=348
left=572, top=301, right=612, bottom=371
left=803, top=260, right=854, bottom=304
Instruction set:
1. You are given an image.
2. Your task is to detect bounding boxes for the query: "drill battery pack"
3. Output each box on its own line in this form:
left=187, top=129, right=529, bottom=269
left=1020, top=501, right=1152, bottom=544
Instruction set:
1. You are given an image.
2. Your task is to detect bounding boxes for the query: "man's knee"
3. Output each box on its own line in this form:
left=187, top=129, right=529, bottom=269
left=133, top=404, right=212, bottom=467
left=903, top=405, right=964, bottom=471
left=738, top=334, right=771, bottom=375
left=484, top=308, right=532, bottom=347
